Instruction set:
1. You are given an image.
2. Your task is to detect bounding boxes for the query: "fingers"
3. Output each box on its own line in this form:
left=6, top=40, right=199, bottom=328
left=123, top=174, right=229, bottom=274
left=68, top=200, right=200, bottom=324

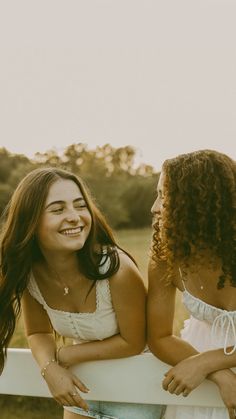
left=228, top=408, right=236, bottom=419
left=164, top=368, right=172, bottom=377
left=162, top=368, right=194, bottom=398
left=162, top=373, right=174, bottom=391
left=182, top=388, right=190, bottom=397
left=54, top=390, right=89, bottom=411
left=167, top=381, right=190, bottom=397
left=174, top=385, right=187, bottom=396
left=166, top=380, right=178, bottom=394
left=162, top=374, right=182, bottom=394
left=73, top=375, right=90, bottom=394
left=162, top=375, right=191, bottom=397
left=63, top=394, right=76, bottom=407
left=70, top=390, right=89, bottom=412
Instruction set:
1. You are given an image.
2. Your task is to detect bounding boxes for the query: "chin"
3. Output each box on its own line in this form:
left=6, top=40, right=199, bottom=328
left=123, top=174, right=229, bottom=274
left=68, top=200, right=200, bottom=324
left=68, top=240, right=87, bottom=251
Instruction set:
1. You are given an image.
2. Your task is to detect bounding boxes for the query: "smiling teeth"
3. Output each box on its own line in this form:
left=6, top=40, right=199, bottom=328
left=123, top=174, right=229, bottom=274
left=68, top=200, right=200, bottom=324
left=61, top=227, right=83, bottom=235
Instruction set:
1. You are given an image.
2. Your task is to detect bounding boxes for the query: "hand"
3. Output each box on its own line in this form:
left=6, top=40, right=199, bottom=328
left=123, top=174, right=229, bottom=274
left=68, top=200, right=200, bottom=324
left=209, top=369, right=236, bottom=419
left=162, top=355, right=207, bottom=397
left=43, top=361, right=90, bottom=411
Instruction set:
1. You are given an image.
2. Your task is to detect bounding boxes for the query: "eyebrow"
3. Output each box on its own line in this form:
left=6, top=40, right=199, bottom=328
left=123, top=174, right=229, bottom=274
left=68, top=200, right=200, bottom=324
left=45, top=197, right=85, bottom=209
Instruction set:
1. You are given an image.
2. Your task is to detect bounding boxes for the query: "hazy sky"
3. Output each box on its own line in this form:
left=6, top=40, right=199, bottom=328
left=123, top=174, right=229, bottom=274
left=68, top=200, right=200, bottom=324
left=0, top=0, right=235, bottom=171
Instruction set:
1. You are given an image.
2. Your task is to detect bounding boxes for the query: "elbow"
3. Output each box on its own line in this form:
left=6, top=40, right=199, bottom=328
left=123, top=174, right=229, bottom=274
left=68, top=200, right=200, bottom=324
left=27, top=332, right=54, bottom=346
left=127, top=339, right=146, bottom=356
left=148, top=339, right=160, bottom=357
left=148, top=334, right=169, bottom=360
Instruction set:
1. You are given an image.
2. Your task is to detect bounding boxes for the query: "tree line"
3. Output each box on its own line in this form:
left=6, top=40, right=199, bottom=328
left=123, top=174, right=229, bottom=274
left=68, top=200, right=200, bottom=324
left=0, top=144, right=159, bottom=229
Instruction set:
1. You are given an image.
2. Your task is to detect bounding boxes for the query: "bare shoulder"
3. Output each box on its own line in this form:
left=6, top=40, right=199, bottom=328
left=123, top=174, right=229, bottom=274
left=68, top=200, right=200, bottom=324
left=148, top=258, right=178, bottom=297
left=109, top=250, right=146, bottom=295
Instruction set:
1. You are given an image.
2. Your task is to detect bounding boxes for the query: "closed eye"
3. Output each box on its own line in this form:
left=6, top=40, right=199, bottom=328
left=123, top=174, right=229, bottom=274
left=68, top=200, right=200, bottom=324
left=74, top=201, right=87, bottom=209
left=50, top=207, right=63, bottom=214
left=46, top=197, right=87, bottom=213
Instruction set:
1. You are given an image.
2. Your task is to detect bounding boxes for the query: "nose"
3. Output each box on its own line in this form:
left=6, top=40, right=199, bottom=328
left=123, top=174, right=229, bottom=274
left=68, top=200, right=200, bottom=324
left=66, top=208, right=80, bottom=223
left=151, top=198, right=158, bottom=215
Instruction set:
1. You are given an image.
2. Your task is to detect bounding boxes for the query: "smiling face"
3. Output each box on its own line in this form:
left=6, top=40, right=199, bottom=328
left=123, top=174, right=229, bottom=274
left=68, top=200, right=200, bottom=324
left=36, top=179, right=92, bottom=255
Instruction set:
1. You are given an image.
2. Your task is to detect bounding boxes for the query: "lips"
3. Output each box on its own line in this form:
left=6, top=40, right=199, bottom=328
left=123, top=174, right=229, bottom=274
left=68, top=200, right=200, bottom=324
left=60, top=226, right=84, bottom=236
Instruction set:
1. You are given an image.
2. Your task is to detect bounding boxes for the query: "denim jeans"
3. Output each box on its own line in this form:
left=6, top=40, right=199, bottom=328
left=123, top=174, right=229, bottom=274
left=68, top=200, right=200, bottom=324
left=64, top=400, right=165, bottom=419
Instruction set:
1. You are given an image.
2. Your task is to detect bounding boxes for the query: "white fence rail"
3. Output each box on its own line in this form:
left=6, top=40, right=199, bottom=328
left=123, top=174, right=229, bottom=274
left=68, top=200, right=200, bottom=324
left=0, top=348, right=224, bottom=408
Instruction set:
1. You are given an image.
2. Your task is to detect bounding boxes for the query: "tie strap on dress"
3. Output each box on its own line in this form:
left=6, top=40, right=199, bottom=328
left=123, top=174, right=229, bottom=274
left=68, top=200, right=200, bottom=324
left=211, top=311, right=236, bottom=355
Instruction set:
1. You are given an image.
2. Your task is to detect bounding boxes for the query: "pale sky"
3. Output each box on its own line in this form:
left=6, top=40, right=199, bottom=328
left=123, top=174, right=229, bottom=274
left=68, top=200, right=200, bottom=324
left=0, top=0, right=235, bottom=171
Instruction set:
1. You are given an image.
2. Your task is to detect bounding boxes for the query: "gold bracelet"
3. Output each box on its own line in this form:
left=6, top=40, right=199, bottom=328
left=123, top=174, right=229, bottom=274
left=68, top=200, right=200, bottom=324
left=41, top=358, right=56, bottom=378
left=56, top=346, right=63, bottom=365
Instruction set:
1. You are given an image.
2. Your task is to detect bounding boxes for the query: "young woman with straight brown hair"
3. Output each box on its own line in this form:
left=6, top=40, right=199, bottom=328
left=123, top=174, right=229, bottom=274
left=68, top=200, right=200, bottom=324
left=0, top=167, right=164, bottom=419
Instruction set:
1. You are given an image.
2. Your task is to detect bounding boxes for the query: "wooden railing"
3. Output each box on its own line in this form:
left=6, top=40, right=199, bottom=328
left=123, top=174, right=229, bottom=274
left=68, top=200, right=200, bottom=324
left=0, top=348, right=224, bottom=408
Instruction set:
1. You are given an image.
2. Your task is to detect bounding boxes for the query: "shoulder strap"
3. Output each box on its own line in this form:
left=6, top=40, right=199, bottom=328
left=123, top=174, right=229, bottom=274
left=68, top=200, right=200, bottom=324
left=98, top=253, right=111, bottom=275
left=178, top=266, right=186, bottom=291
left=27, top=273, right=47, bottom=307
left=96, top=279, right=112, bottom=309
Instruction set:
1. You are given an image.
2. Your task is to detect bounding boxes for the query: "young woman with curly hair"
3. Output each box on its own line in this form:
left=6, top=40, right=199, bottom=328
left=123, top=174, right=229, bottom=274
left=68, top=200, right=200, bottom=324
left=0, top=167, right=164, bottom=419
left=147, top=150, right=236, bottom=419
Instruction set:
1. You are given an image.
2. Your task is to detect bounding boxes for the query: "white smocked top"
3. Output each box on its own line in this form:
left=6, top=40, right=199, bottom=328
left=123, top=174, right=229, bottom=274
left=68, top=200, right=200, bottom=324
left=180, top=272, right=236, bottom=355
left=27, top=261, right=119, bottom=343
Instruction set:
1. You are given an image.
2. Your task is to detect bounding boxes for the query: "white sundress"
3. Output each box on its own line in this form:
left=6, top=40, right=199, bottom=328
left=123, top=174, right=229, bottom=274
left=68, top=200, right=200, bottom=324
left=164, top=279, right=236, bottom=419
left=27, top=262, right=165, bottom=419
left=27, top=274, right=119, bottom=343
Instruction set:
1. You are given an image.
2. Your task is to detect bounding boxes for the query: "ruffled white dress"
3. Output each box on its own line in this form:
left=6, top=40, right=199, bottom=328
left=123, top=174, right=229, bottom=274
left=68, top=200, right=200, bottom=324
left=164, top=280, right=236, bottom=419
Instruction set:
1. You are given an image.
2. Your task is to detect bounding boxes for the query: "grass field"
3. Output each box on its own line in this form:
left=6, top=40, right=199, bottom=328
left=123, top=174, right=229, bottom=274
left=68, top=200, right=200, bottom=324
left=2, top=228, right=188, bottom=418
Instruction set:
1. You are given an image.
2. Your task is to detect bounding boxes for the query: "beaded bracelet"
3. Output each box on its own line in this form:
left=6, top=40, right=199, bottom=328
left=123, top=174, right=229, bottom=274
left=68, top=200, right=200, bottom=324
left=41, top=358, right=56, bottom=378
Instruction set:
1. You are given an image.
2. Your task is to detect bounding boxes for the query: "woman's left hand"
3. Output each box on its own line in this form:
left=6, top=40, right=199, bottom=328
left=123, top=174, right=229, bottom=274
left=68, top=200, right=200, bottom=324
left=162, top=355, right=208, bottom=396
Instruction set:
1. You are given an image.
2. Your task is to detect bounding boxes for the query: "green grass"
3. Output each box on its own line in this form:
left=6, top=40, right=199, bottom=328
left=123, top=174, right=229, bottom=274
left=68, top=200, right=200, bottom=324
left=4, top=228, right=188, bottom=418
left=115, top=227, right=152, bottom=282
left=0, top=396, right=62, bottom=419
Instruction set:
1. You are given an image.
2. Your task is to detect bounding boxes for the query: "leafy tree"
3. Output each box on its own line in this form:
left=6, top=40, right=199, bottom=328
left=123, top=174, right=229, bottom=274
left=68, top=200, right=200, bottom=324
left=0, top=148, right=36, bottom=214
left=121, top=174, right=159, bottom=228
left=0, top=144, right=159, bottom=229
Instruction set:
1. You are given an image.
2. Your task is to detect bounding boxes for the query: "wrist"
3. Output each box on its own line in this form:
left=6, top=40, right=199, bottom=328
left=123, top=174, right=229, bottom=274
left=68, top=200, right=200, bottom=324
left=208, top=369, right=233, bottom=386
left=41, top=358, right=57, bottom=378
left=56, top=345, right=70, bottom=368
left=190, top=353, right=210, bottom=376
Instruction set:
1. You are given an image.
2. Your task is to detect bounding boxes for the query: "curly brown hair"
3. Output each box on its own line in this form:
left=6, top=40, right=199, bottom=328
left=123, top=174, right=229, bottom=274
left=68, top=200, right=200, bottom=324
left=151, top=149, right=236, bottom=288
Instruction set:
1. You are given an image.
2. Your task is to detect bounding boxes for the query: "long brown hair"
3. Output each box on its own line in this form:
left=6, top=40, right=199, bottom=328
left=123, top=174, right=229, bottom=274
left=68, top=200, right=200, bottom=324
left=0, top=167, right=126, bottom=373
left=152, top=149, right=236, bottom=287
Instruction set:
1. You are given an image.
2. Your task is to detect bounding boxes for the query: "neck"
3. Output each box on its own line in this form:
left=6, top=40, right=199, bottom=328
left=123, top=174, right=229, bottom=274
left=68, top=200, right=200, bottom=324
left=40, top=250, right=80, bottom=276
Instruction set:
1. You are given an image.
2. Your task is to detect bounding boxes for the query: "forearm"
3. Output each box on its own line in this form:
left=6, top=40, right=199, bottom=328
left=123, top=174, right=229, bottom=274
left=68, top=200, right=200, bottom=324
left=149, top=334, right=198, bottom=366
left=150, top=335, right=236, bottom=375
left=60, top=334, right=145, bottom=367
left=27, top=332, right=90, bottom=410
left=195, top=347, right=236, bottom=376
left=208, top=367, right=236, bottom=395
left=27, top=332, right=57, bottom=369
